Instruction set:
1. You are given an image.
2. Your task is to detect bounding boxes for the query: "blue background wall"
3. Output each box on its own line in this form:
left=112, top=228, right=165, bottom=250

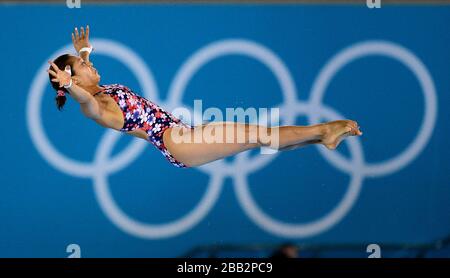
left=0, top=4, right=449, bottom=257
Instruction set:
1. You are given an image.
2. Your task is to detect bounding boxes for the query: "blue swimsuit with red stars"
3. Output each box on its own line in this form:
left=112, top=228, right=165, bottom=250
left=94, top=84, right=192, bottom=168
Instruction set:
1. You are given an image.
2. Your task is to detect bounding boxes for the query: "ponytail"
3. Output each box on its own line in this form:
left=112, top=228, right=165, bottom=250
left=55, top=89, right=67, bottom=111
left=48, top=54, right=76, bottom=111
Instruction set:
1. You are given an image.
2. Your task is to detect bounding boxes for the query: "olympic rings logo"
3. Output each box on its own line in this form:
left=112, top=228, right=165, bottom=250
left=27, top=38, right=437, bottom=239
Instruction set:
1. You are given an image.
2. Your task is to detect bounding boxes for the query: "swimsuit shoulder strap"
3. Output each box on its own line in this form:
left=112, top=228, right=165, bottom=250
left=93, top=84, right=112, bottom=96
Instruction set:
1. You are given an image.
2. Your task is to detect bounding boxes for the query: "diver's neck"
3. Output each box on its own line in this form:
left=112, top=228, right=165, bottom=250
left=84, top=84, right=104, bottom=96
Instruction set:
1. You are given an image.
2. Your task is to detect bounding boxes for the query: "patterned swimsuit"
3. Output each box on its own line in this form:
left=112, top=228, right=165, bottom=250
left=94, top=84, right=192, bottom=168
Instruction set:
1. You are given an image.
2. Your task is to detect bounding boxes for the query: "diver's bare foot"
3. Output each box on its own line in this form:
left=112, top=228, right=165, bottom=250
left=320, top=120, right=363, bottom=150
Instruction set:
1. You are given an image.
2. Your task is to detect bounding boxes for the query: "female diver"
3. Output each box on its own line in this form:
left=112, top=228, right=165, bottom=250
left=47, top=26, right=363, bottom=168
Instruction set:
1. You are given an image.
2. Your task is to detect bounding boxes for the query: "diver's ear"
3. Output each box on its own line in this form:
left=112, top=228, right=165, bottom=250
left=72, top=76, right=81, bottom=85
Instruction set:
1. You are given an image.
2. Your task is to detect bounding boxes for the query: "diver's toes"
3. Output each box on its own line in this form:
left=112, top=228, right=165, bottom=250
left=326, top=144, right=337, bottom=150
left=353, top=128, right=362, bottom=136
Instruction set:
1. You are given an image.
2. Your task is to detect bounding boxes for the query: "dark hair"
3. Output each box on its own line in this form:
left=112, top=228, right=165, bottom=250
left=48, top=54, right=77, bottom=111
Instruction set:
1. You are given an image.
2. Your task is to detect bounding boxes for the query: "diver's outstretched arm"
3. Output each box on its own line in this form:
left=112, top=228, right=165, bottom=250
left=72, top=25, right=93, bottom=66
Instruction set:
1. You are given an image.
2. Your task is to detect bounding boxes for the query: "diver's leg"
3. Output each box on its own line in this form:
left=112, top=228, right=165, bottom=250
left=163, top=120, right=361, bottom=167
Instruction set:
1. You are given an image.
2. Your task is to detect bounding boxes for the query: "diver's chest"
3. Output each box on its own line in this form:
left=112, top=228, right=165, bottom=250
left=99, top=95, right=123, bottom=114
left=94, top=95, right=125, bottom=129
left=96, top=95, right=150, bottom=140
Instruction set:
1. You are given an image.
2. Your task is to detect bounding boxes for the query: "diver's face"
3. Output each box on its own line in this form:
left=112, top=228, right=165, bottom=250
left=72, top=56, right=100, bottom=86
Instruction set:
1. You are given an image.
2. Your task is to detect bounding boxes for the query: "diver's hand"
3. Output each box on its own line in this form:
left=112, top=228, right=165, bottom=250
left=71, top=25, right=92, bottom=54
left=47, top=62, right=72, bottom=88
